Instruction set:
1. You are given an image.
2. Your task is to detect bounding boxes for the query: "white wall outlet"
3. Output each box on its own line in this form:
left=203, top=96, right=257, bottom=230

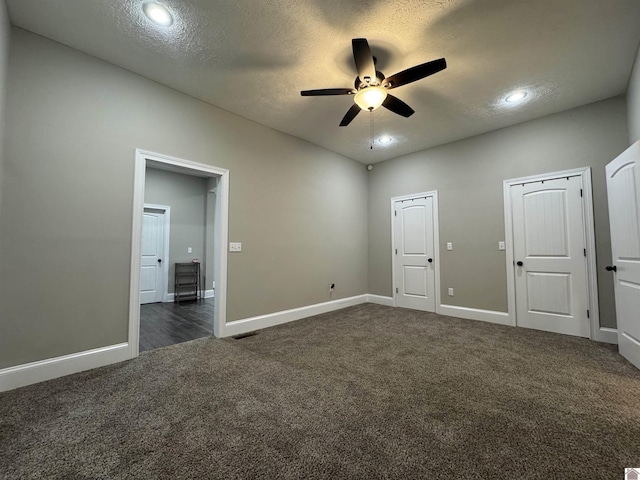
left=447, top=242, right=453, bottom=251
left=448, top=287, right=454, bottom=296
left=229, top=242, right=242, bottom=252
left=187, top=247, right=192, bottom=253
left=498, top=241, right=506, bottom=251
left=329, top=283, right=335, bottom=292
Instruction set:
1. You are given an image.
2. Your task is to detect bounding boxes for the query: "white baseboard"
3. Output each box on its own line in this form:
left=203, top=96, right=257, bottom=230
left=0, top=343, right=130, bottom=392
left=13, top=295, right=607, bottom=392
left=366, top=294, right=395, bottom=306
left=222, top=294, right=369, bottom=337
left=1, top=295, right=369, bottom=391
left=164, top=289, right=214, bottom=302
left=595, top=327, right=618, bottom=344
left=438, top=304, right=512, bottom=326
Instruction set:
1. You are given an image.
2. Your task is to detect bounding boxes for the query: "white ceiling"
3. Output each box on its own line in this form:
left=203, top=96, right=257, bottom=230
left=6, top=0, right=640, bottom=163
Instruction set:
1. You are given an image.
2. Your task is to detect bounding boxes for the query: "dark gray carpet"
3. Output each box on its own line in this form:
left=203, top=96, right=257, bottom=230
left=1, top=304, right=640, bottom=479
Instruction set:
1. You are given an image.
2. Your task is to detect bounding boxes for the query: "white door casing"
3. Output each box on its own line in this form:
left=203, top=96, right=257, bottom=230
left=130, top=149, right=230, bottom=359
left=510, top=175, right=590, bottom=337
left=140, top=206, right=170, bottom=304
left=606, top=142, right=640, bottom=369
left=392, top=192, right=439, bottom=312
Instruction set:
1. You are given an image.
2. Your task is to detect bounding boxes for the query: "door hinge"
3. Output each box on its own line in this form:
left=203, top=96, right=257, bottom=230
left=584, top=248, right=586, bottom=257
left=587, top=309, right=590, bottom=318
left=394, top=210, right=397, bottom=216
left=580, top=188, right=583, bottom=197
left=395, top=249, right=397, bottom=255
left=396, top=288, right=398, bottom=294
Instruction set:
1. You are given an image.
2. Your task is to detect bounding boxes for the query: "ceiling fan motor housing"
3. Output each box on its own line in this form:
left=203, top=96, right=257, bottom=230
left=354, top=71, right=386, bottom=90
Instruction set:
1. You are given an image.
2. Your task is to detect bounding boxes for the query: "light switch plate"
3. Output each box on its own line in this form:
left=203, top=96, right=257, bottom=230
left=498, top=241, right=506, bottom=251
left=448, top=288, right=454, bottom=296
left=447, top=242, right=453, bottom=251
left=229, top=242, right=242, bottom=252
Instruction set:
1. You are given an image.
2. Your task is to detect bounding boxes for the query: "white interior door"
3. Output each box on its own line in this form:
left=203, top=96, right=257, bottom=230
left=511, top=176, right=590, bottom=337
left=606, top=142, right=640, bottom=369
left=140, top=209, right=165, bottom=304
left=393, top=195, right=436, bottom=312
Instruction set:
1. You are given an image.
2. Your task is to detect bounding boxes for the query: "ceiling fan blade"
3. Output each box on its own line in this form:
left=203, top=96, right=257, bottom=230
left=384, top=58, right=447, bottom=89
left=340, top=104, right=361, bottom=126
left=301, top=88, right=354, bottom=96
left=352, top=38, right=376, bottom=83
left=382, top=94, right=415, bottom=118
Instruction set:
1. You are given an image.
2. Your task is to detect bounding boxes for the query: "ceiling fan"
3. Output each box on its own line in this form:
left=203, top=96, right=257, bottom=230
left=301, top=38, right=447, bottom=127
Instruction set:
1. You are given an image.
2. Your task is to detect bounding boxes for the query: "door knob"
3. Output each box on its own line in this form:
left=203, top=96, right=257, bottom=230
left=516, top=261, right=524, bottom=267
left=157, top=259, right=162, bottom=263
left=428, top=258, right=433, bottom=263
left=605, top=265, right=617, bottom=272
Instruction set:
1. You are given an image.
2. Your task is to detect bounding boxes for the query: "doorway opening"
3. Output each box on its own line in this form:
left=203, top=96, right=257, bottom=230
left=128, top=150, right=229, bottom=359
left=138, top=169, right=215, bottom=352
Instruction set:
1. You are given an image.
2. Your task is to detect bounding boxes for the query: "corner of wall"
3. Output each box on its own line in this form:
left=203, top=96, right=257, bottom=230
left=0, top=0, right=10, bottom=217
left=627, top=40, right=640, bottom=145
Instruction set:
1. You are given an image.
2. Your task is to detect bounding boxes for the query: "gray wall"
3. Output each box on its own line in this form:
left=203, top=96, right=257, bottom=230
left=144, top=168, right=208, bottom=295
left=368, top=97, right=628, bottom=329
left=0, top=0, right=9, bottom=215
left=0, top=28, right=368, bottom=369
left=628, top=41, right=640, bottom=144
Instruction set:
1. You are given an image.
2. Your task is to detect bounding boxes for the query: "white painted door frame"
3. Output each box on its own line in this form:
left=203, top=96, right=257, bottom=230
left=503, top=167, right=613, bottom=343
left=391, top=191, right=441, bottom=311
left=142, top=204, right=171, bottom=303
left=129, top=149, right=230, bottom=359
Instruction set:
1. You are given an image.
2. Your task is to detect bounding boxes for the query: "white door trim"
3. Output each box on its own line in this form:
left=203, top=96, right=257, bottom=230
left=390, top=191, right=441, bottom=312
left=130, top=149, right=230, bottom=359
left=143, top=204, right=171, bottom=303
left=503, top=167, right=607, bottom=342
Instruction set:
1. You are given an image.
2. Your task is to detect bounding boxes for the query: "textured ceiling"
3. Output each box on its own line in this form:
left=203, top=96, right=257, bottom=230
left=6, top=0, right=640, bottom=163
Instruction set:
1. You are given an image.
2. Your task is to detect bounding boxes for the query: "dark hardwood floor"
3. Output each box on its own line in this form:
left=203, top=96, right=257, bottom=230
left=139, top=299, right=214, bottom=352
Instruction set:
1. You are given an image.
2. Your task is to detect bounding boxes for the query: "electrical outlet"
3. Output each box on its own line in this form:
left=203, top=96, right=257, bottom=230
left=448, top=288, right=454, bottom=296
left=187, top=247, right=192, bottom=253
left=498, top=241, right=506, bottom=251
left=447, top=242, right=453, bottom=251
left=329, top=283, right=335, bottom=292
left=229, top=242, right=242, bottom=252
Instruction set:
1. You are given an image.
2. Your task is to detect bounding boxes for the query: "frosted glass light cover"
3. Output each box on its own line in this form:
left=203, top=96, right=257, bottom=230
left=354, top=86, right=387, bottom=111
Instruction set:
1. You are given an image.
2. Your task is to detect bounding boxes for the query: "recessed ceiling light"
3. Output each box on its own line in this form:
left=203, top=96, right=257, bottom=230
left=505, top=91, right=527, bottom=103
left=379, top=136, right=392, bottom=144
left=143, top=2, right=173, bottom=26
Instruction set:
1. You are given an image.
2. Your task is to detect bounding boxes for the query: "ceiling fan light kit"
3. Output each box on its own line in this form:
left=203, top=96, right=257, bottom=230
left=301, top=38, right=447, bottom=127
left=354, top=85, right=387, bottom=111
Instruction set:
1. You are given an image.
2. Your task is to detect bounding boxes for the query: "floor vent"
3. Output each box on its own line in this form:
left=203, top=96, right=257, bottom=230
left=232, top=332, right=258, bottom=340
